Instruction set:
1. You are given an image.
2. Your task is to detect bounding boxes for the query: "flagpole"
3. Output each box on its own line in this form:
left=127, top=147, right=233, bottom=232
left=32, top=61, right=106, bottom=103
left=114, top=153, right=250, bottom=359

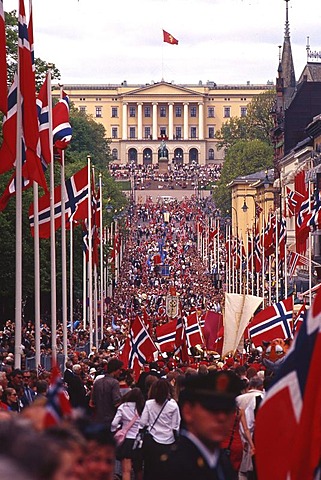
left=99, top=173, right=104, bottom=342
left=69, top=218, right=74, bottom=333
left=82, top=250, right=87, bottom=329
left=61, top=148, right=68, bottom=359
left=251, top=229, right=254, bottom=295
left=275, top=210, right=279, bottom=301
left=87, top=155, right=93, bottom=351
left=33, top=181, right=41, bottom=370
left=14, top=21, right=23, bottom=369
left=47, top=68, right=58, bottom=364
left=262, top=211, right=265, bottom=304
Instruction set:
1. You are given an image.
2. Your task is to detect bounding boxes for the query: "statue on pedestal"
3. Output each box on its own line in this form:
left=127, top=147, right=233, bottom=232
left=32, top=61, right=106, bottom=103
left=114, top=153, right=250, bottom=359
left=159, top=140, right=168, bottom=158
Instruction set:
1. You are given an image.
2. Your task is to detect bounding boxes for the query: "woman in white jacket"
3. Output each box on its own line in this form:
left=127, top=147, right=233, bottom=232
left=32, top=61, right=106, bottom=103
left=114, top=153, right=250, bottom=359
left=139, top=379, right=181, bottom=480
left=111, top=387, right=145, bottom=480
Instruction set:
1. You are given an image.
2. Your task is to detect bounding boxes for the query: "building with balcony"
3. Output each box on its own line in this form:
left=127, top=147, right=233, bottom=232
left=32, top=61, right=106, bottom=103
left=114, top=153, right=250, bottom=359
left=54, top=80, right=273, bottom=166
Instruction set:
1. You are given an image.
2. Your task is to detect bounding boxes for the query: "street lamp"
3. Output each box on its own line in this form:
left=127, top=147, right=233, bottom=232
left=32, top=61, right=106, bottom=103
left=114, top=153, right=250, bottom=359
left=242, top=197, right=249, bottom=213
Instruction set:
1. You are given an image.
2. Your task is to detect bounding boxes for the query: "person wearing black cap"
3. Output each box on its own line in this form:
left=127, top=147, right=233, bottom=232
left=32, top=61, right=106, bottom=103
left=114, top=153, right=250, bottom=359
left=164, top=371, right=242, bottom=480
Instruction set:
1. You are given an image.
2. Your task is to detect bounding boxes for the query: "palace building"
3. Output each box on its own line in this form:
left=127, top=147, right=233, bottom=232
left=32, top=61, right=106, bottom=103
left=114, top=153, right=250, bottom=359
left=54, top=80, right=274, bottom=166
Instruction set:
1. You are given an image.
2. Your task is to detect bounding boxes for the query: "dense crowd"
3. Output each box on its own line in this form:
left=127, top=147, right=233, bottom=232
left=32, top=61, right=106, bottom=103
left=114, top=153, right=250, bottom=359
left=0, top=198, right=270, bottom=480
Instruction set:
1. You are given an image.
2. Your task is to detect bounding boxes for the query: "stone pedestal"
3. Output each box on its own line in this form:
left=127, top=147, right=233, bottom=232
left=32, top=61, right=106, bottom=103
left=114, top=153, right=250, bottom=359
left=158, top=156, right=168, bottom=173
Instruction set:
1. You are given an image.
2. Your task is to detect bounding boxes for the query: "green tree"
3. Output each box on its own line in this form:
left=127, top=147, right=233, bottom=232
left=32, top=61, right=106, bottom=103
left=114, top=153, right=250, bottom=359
left=215, top=90, right=275, bottom=151
left=212, top=139, right=274, bottom=213
left=5, top=10, right=61, bottom=89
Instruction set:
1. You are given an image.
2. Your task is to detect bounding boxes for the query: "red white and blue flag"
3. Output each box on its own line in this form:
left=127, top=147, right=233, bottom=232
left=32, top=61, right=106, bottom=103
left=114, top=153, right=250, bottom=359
left=18, top=0, right=47, bottom=191
left=0, top=0, right=7, bottom=114
left=119, top=315, right=158, bottom=378
left=255, top=287, right=321, bottom=479
left=184, top=311, right=204, bottom=348
left=36, top=73, right=51, bottom=168
left=53, top=92, right=72, bottom=162
left=249, top=296, right=293, bottom=344
left=286, top=186, right=304, bottom=217
left=29, top=166, right=89, bottom=238
left=156, top=321, right=176, bottom=353
left=293, top=303, right=307, bottom=336
left=0, top=75, right=18, bottom=174
left=44, top=365, right=72, bottom=427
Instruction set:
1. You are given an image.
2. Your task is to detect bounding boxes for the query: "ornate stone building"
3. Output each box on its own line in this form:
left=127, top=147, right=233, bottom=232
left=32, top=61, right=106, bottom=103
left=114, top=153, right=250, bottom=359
left=54, top=80, right=273, bottom=166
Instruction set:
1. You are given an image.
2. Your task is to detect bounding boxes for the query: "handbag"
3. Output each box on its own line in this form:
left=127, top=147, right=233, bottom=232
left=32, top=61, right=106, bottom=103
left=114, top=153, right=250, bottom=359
left=114, top=413, right=139, bottom=447
left=133, top=400, right=168, bottom=451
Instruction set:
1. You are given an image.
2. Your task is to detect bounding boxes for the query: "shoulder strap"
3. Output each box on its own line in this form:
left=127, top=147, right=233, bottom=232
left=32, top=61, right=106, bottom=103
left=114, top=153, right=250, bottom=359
left=150, top=400, right=168, bottom=431
left=122, top=411, right=139, bottom=436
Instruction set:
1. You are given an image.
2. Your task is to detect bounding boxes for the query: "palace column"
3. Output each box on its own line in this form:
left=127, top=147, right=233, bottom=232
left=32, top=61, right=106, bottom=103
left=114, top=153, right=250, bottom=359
left=183, top=102, right=189, bottom=140
left=168, top=102, right=174, bottom=140
left=152, top=102, right=158, bottom=140
left=198, top=102, right=204, bottom=140
left=122, top=102, right=128, bottom=140
left=137, top=102, right=143, bottom=140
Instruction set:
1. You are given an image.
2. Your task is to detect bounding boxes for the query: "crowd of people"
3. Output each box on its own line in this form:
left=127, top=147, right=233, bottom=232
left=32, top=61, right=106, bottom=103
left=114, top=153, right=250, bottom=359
left=0, top=197, right=273, bottom=479
left=109, top=163, right=222, bottom=191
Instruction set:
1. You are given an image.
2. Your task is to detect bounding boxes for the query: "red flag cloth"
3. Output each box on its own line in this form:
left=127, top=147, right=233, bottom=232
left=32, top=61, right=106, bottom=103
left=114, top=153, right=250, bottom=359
left=44, top=366, right=72, bottom=428
left=174, top=316, right=189, bottom=363
left=36, top=74, right=51, bottom=167
left=0, top=76, right=18, bottom=174
left=203, top=311, right=223, bottom=350
left=163, top=29, right=178, bottom=45
left=28, top=166, right=89, bottom=238
left=255, top=288, right=321, bottom=480
left=156, top=321, right=176, bottom=353
left=295, top=171, right=308, bottom=254
left=18, top=0, right=47, bottom=191
left=185, top=312, right=204, bottom=348
left=119, top=316, right=158, bottom=379
left=0, top=0, right=7, bottom=114
left=248, top=296, right=293, bottom=345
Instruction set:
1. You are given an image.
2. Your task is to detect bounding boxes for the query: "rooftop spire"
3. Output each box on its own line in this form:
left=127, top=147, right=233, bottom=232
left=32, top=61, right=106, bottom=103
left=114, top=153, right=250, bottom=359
left=281, top=0, right=296, bottom=89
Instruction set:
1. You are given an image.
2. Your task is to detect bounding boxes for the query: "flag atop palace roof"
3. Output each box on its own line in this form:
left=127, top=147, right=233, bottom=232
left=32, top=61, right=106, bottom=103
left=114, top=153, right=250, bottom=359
left=163, top=29, right=178, bottom=45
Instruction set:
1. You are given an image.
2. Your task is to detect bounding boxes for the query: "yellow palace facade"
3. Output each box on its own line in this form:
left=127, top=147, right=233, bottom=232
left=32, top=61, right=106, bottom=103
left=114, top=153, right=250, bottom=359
left=55, top=80, right=274, bottom=166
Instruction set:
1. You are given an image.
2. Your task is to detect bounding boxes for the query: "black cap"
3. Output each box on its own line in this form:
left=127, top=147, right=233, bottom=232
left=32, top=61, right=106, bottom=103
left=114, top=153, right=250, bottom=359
left=180, top=371, right=243, bottom=412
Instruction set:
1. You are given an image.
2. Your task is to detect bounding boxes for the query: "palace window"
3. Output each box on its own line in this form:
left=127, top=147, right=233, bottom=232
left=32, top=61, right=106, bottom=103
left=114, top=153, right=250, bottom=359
left=190, top=106, right=197, bottom=117
left=241, top=107, right=247, bottom=117
left=208, top=127, right=215, bottom=139
left=112, top=127, right=118, bottom=139
left=95, top=106, right=102, bottom=118
left=175, top=106, right=182, bottom=117
left=160, top=106, right=166, bottom=117
left=209, top=148, right=215, bottom=160
left=175, top=127, right=182, bottom=139
left=111, top=107, right=118, bottom=117
left=190, top=127, right=197, bottom=138
left=79, top=106, right=86, bottom=113
left=144, top=106, right=151, bottom=117
left=208, top=107, right=215, bottom=118
left=129, top=127, right=136, bottom=139
left=144, top=127, right=151, bottom=139
left=129, top=106, right=136, bottom=117
left=112, top=148, right=118, bottom=160
left=224, top=107, right=231, bottom=118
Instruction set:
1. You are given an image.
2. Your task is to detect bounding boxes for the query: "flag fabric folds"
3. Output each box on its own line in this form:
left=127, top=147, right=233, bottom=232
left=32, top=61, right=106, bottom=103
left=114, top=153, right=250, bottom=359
left=18, top=0, right=47, bottom=191
left=44, top=366, right=72, bottom=427
left=249, top=296, right=293, bottom=344
left=53, top=92, right=72, bottom=162
left=156, top=321, right=176, bottom=353
left=255, top=287, right=321, bottom=480
left=0, top=75, right=18, bottom=174
left=29, top=166, right=89, bottom=238
left=163, top=29, right=178, bottom=45
left=202, top=310, right=223, bottom=351
left=0, top=0, right=7, bottom=114
left=36, top=74, right=51, bottom=168
left=184, top=311, right=204, bottom=348
left=119, top=316, right=158, bottom=378
left=223, top=293, right=263, bottom=357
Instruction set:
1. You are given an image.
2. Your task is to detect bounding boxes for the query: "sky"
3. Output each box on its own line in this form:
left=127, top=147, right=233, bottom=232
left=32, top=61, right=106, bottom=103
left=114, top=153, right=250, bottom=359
left=4, top=0, right=321, bottom=86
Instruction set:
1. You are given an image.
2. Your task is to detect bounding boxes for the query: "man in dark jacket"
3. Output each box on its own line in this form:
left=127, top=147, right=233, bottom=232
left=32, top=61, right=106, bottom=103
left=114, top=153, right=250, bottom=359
left=164, top=371, right=242, bottom=480
left=90, top=358, right=123, bottom=430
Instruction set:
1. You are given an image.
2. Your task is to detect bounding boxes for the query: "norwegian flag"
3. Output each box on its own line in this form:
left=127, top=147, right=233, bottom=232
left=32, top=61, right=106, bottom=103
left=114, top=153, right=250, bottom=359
left=263, top=214, right=275, bottom=256
left=119, top=315, right=158, bottom=378
left=293, top=303, right=307, bottom=336
left=247, top=233, right=253, bottom=271
left=249, top=296, right=293, bottom=344
left=53, top=92, right=72, bottom=162
left=0, top=0, right=7, bottom=114
left=0, top=75, right=18, bottom=174
left=29, top=166, right=89, bottom=238
left=286, top=186, right=305, bottom=217
left=174, top=316, right=189, bottom=362
left=296, top=195, right=311, bottom=251
left=44, top=366, right=72, bottom=428
left=255, top=201, right=263, bottom=219
left=156, top=321, right=176, bottom=353
left=208, top=227, right=218, bottom=247
left=287, top=251, right=308, bottom=279
left=36, top=73, right=51, bottom=168
left=18, top=0, right=47, bottom=191
left=184, top=311, right=204, bottom=348
left=255, top=288, right=321, bottom=480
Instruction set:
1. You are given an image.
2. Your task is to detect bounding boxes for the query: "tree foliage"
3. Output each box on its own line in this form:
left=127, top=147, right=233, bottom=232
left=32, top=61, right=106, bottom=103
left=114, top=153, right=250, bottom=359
left=215, top=90, right=275, bottom=151
left=212, top=139, right=274, bottom=213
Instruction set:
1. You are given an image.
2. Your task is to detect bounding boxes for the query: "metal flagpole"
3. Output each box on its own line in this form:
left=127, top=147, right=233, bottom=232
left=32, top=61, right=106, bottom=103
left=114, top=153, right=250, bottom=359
left=48, top=68, right=57, bottom=364
left=69, top=219, right=74, bottom=333
left=251, top=229, right=254, bottom=295
left=261, top=211, right=265, bottom=303
left=87, top=156, right=93, bottom=351
left=99, top=174, right=104, bottom=342
left=82, top=250, right=87, bottom=329
left=275, top=211, right=279, bottom=301
left=246, top=231, right=249, bottom=295
left=33, top=181, right=41, bottom=370
left=61, top=148, right=68, bottom=360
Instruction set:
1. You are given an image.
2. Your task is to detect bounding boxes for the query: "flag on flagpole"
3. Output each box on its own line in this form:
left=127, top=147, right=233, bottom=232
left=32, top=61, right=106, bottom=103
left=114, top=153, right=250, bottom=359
left=0, top=75, right=18, bottom=174
left=0, top=0, right=7, bottom=114
left=292, top=303, right=307, bottom=336
left=119, top=316, right=158, bottom=378
left=53, top=92, right=72, bottom=162
left=156, top=321, right=176, bottom=353
left=248, top=296, right=293, bottom=344
left=174, top=316, right=189, bottom=362
left=202, top=310, right=223, bottom=351
left=163, top=29, right=178, bottom=45
left=18, top=0, right=47, bottom=191
left=44, top=365, right=72, bottom=427
left=28, top=166, right=89, bottom=238
left=184, top=311, right=204, bottom=348
left=255, top=287, right=321, bottom=480
left=36, top=73, right=51, bottom=168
